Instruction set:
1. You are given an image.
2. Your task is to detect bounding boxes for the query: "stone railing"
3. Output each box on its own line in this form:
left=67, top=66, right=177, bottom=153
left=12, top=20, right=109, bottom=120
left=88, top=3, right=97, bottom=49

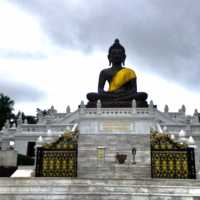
left=16, top=124, right=74, bottom=134
left=79, top=107, right=154, bottom=116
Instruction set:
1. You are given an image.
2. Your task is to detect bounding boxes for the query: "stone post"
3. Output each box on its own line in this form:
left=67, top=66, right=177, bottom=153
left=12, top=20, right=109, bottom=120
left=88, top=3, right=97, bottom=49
left=79, top=100, right=86, bottom=114
left=192, top=109, right=199, bottom=123
left=1, top=139, right=10, bottom=151
left=164, top=104, right=169, bottom=113
left=132, top=99, right=136, bottom=114
left=17, top=112, right=23, bottom=127
left=1, top=128, right=10, bottom=150
left=187, top=136, right=199, bottom=176
left=24, top=118, right=28, bottom=124
left=97, top=100, right=102, bottom=114
left=149, top=100, right=154, bottom=114
left=179, top=105, right=186, bottom=115
left=66, top=105, right=71, bottom=113
left=34, top=136, right=44, bottom=176
left=131, top=147, right=136, bottom=164
left=0, top=150, right=17, bottom=167
left=178, top=129, right=186, bottom=143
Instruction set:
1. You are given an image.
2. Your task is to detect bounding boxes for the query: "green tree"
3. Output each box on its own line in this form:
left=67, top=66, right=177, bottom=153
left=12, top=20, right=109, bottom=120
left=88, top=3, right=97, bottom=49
left=25, top=115, right=38, bottom=124
left=0, top=93, right=14, bottom=130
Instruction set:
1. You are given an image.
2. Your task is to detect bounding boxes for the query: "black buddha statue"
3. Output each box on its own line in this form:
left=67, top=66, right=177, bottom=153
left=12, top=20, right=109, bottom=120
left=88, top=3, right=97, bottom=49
left=86, top=39, right=148, bottom=108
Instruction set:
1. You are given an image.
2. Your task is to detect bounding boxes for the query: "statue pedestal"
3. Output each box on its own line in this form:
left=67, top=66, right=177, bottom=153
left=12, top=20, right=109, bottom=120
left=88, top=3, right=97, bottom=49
left=78, top=105, right=155, bottom=179
left=79, top=107, right=155, bottom=135
left=86, top=92, right=148, bottom=108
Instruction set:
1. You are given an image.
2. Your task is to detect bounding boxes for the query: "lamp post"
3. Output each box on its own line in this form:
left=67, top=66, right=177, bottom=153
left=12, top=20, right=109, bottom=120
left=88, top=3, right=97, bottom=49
left=132, top=147, right=136, bottom=164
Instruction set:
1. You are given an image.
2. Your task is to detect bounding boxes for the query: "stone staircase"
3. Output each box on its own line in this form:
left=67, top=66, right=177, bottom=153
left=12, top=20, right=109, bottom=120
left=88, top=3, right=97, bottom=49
left=78, top=134, right=151, bottom=179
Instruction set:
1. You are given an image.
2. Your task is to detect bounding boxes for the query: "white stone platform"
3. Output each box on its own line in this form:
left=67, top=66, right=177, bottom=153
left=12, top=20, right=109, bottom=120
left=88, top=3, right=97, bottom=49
left=11, top=166, right=34, bottom=178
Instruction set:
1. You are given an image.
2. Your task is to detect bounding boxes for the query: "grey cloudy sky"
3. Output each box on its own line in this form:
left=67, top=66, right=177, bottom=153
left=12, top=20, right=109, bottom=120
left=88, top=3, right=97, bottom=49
left=13, top=0, right=200, bottom=89
left=1, top=0, right=200, bottom=114
left=0, top=79, right=45, bottom=102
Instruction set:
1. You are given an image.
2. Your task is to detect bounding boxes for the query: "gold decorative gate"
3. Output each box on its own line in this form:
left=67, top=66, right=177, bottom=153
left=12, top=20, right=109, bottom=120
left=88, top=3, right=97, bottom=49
left=35, top=132, right=78, bottom=177
left=150, top=132, right=196, bottom=179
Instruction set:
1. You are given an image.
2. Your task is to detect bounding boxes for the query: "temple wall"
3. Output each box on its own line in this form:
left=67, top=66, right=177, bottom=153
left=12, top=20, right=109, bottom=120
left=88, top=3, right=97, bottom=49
left=79, top=119, right=154, bottom=135
left=79, top=108, right=155, bottom=135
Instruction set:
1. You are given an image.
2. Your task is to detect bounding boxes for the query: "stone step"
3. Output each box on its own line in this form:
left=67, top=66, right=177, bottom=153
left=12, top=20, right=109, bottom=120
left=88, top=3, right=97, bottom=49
left=78, top=158, right=150, bottom=164
left=78, top=163, right=151, bottom=179
left=78, top=149, right=150, bottom=157
left=78, top=145, right=150, bottom=150
left=78, top=171, right=151, bottom=179
left=78, top=134, right=151, bottom=166
left=78, top=134, right=150, bottom=150
left=79, top=143, right=150, bottom=149
left=78, top=162, right=150, bottom=168
left=0, top=177, right=199, bottom=187
left=0, top=178, right=199, bottom=200
left=78, top=149, right=151, bottom=164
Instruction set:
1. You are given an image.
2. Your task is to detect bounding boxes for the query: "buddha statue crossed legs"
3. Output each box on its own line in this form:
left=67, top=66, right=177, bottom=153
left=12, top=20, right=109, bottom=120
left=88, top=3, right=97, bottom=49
left=86, top=39, right=148, bottom=108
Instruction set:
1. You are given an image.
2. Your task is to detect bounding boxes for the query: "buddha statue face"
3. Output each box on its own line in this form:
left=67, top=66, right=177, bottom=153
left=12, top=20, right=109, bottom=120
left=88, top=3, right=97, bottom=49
left=108, top=39, right=126, bottom=66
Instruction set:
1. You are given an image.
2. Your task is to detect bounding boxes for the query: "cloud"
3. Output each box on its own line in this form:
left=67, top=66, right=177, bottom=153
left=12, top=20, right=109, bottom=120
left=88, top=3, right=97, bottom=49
left=0, top=49, right=47, bottom=59
left=0, top=79, right=46, bottom=102
left=0, top=1, right=53, bottom=60
left=12, top=0, right=200, bottom=90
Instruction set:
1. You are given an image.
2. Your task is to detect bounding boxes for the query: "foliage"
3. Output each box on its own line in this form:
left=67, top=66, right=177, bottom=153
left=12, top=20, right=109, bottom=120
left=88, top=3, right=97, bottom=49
left=16, top=112, right=38, bottom=125
left=0, top=93, right=38, bottom=130
left=25, top=115, right=38, bottom=124
left=0, top=93, right=14, bottom=130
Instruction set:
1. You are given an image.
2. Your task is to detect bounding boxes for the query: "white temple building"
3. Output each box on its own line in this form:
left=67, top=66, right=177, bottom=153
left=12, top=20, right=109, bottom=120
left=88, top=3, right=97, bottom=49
left=0, top=100, right=200, bottom=199
left=0, top=100, right=199, bottom=158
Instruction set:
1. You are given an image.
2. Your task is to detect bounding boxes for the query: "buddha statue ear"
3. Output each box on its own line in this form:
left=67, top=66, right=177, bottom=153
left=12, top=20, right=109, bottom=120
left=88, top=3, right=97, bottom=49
left=122, top=54, right=126, bottom=66
left=108, top=54, right=111, bottom=66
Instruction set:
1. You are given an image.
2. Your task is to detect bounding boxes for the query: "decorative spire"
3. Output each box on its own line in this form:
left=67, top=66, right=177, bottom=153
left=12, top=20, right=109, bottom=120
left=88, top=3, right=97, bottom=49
left=66, top=105, right=71, bottom=113
left=97, top=100, right=102, bottom=108
left=132, top=99, right=136, bottom=108
left=193, top=108, right=198, bottom=116
left=164, top=105, right=169, bottom=113
left=149, top=100, right=154, bottom=109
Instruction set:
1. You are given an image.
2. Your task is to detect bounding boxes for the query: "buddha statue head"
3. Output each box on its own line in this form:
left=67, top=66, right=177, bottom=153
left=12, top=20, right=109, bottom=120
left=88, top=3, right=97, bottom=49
left=108, top=39, right=126, bottom=66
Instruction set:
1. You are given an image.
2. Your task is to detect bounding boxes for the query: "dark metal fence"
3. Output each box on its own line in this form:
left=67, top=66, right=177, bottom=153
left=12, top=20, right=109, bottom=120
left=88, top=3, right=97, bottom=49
left=150, top=132, right=196, bottom=179
left=35, top=132, right=78, bottom=177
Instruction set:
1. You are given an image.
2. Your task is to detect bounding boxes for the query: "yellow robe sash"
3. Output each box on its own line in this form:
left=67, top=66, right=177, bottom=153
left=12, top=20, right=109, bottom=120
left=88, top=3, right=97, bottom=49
left=108, top=68, right=136, bottom=92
